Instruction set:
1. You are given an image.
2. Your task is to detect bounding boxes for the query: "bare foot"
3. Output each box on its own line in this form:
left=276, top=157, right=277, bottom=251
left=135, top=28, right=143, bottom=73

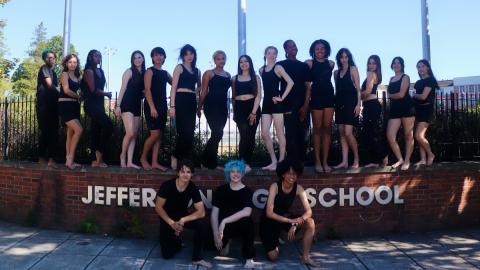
left=92, top=161, right=108, bottom=168
left=170, top=156, right=177, bottom=170
left=414, top=160, right=427, bottom=166
left=364, top=163, right=379, bottom=168
left=323, top=163, right=332, bottom=173
left=381, top=156, right=389, bottom=167
left=427, top=153, right=435, bottom=166
left=391, top=160, right=404, bottom=169
left=120, top=154, right=126, bottom=168
left=47, top=161, right=58, bottom=169
left=314, top=164, right=323, bottom=173
left=351, top=162, right=360, bottom=169
left=140, top=158, right=152, bottom=170
left=193, top=259, right=212, bottom=269
left=127, top=163, right=141, bottom=170
left=334, top=162, right=348, bottom=169
left=301, top=256, right=319, bottom=268
left=401, top=162, right=410, bottom=171
left=262, top=162, right=277, bottom=171
left=73, top=162, right=81, bottom=168
left=66, top=162, right=76, bottom=170
left=152, top=163, right=168, bottom=171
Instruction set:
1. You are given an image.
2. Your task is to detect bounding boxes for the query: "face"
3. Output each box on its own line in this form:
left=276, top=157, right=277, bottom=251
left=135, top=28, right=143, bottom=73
left=229, top=168, right=242, bottom=183
left=282, top=168, right=297, bottom=185
left=177, top=165, right=192, bottom=182
left=239, top=56, right=250, bottom=72
left=92, top=52, right=102, bottom=65
left=133, top=53, right=144, bottom=68
left=417, top=62, right=429, bottom=77
left=285, top=41, right=298, bottom=58
left=340, top=52, right=349, bottom=66
left=392, top=59, right=403, bottom=73
left=265, top=48, right=277, bottom=62
left=314, top=43, right=326, bottom=59
left=66, top=56, right=78, bottom=72
left=152, top=52, right=165, bottom=66
left=44, top=52, right=56, bottom=67
left=367, top=58, right=377, bottom=72
left=183, top=51, right=194, bottom=63
left=214, top=53, right=226, bottom=69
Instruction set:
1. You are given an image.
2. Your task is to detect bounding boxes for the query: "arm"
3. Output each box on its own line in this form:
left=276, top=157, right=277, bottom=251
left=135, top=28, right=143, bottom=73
left=390, top=75, right=411, bottom=99
left=231, top=76, right=236, bottom=110
left=169, top=65, right=182, bottom=117
left=210, top=206, right=222, bottom=249
left=84, top=69, right=110, bottom=98
left=361, top=72, right=375, bottom=99
left=274, top=65, right=294, bottom=101
left=143, top=69, right=157, bottom=118
left=115, top=69, right=132, bottom=116
left=414, top=86, right=432, bottom=101
left=197, top=70, right=212, bottom=116
left=220, top=207, right=252, bottom=225
left=351, top=66, right=362, bottom=116
left=265, top=183, right=295, bottom=223
left=248, top=75, right=262, bottom=125
left=296, top=185, right=313, bottom=221
left=196, top=68, right=202, bottom=94
left=179, top=201, right=205, bottom=225
left=60, top=72, right=80, bottom=99
left=155, top=196, right=183, bottom=235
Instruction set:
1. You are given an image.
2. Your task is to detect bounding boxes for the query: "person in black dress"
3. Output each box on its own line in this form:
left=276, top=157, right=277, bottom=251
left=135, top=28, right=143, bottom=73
left=155, top=160, right=212, bottom=268
left=36, top=49, right=59, bottom=167
left=197, top=50, right=231, bottom=170
left=169, top=44, right=201, bottom=170
left=333, top=48, right=361, bottom=169
left=231, top=55, right=262, bottom=173
left=58, top=54, right=83, bottom=169
left=259, top=159, right=318, bottom=267
left=306, top=39, right=335, bottom=173
left=210, top=160, right=255, bottom=269
left=140, top=47, right=172, bottom=171
left=115, top=50, right=145, bottom=169
left=413, top=59, right=438, bottom=166
left=278, top=40, right=311, bottom=164
left=360, top=55, right=388, bottom=168
left=386, top=57, right=415, bottom=170
left=81, top=50, right=113, bottom=167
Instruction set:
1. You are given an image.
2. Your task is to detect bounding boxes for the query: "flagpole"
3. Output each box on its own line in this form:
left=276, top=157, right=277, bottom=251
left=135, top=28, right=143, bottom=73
left=421, top=0, right=431, bottom=62
left=238, top=0, right=247, bottom=57
left=62, top=0, right=72, bottom=56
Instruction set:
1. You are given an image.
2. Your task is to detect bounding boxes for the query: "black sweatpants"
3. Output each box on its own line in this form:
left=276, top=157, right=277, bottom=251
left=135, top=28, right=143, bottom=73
left=222, top=217, right=256, bottom=259
left=361, top=99, right=387, bottom=164
left=284, top=110, right=310, bottom=163
left=159, top=218, right=207, bottom=261
left=84, top=100, right=113, bottom=160
left=173, top=93, right=197, bottom=160
left=37, top=98, right=59, bottom=160
left=202, top=107, right=227, bottom=169
left=234, top=99, right=260, bottom=164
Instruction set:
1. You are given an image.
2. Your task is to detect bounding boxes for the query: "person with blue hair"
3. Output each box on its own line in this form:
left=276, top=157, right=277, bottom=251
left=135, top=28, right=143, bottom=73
left=211, top=160, right=256, bottom=268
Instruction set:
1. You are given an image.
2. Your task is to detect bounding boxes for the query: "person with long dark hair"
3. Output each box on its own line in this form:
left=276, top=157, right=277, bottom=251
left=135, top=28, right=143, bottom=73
left=210, top=160, right=255, bottom=269
left=278, top=40, right=311, bottom=164
left=155, top=160, right=212, bottom=268
left=197, top=50, right=231, bottom=170
left=231, top=55, right=262, bottom=173
left=81, top=50, right=113, bottom=167
left=115, top=50, right=146, bottom=169
left=386, top=57, right=415, bottom=170
left=140, top=47, right=171, bottom=171
left=361, top=55, right=388, bottom=167
left=413, top=59, right=438, bottom=166
left=333, top=48, right=361, bottom=169
left=259, top=46, right=294, bottom=171
left=306, top=39, right=335, bottom=173
left=36, top=49, right=59, bottom=168
left=58, top=54, right=82, bottom=169
left=259, top=159, right=318, bottom=267
left=169, top=44, right=201, bottom=170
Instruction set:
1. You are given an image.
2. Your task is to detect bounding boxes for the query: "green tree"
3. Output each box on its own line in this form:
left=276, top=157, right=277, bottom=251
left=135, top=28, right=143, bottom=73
left=0, top=18, right=17, bottom=97
left=28, top=22, right=47, bottom=59
left=0, top=0, right=10, bottom=6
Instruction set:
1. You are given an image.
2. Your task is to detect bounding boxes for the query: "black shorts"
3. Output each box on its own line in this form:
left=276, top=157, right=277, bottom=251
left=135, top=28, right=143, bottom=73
left=259, top=215, right=299, bottom=253
left=310, top=86, right=335, bottom=110
left=389, top=99, right=414, bottom=119
left=144, top=102, right=167, bottom=130
left=415, top=104, right=433, bottom=123
left=262, top=98, right=283, bottom=114
left=120, top=99, right=142, bottom=117
left=335, top=101, right=358, bottom=125
left=58, top=101, right=80, bottom=123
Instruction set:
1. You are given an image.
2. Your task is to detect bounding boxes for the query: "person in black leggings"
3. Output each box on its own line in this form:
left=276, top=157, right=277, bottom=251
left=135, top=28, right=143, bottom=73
left=231, top=55, right=261, bottom=173
left=169, top=44, right=201, bottom=170
left=36, top=49, right=59, bottom=167
left=81, top=50, right=113, bottom=167
left=197, top=50, right=231, bottom=170
left=360, top=55, right=388, bottom=168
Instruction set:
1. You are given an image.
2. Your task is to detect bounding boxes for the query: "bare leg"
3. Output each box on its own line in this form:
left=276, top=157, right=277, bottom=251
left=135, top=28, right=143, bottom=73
left=272, top=113, right=286, bottom=163
left=322, top=108, right=334, bottom=172
left=387, top=118, right=404, bottom=168
left=65, top=119, right=83, bottom=169
left=261, top=114, right=277, bottom=170
left=334, top=124, right=349, bottom=169
left=401, top=117, right=415, bottom=171
left=344, top=124, right=359, bottom=168
left=126, top=116, right=141, bottom=169
left=300, top=218, right=319, bottom=267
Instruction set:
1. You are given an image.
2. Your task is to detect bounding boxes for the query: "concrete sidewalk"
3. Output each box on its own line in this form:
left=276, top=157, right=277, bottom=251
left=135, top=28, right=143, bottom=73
left=1, top=221, right=479, bottom=269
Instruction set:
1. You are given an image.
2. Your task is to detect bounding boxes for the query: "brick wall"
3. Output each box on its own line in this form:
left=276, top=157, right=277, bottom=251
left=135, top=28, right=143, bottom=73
left=0, top=161, right=479, bottom=239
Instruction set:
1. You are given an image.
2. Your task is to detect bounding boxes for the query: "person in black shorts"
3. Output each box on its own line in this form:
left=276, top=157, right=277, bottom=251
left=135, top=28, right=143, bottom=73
left=115, top=50, right=145, bottom=169
left=155, top=160, right=212, bottom=269
left=386, top=57, right=415, bottom=170
left=169, top=44, right=201, bottom=170
left=210, top=160, right=255, bottom=269
left=197, top=50, right=231, bottom=170
left=259, top=159, right=318, bottom=267
left=259, top=46, right=294, bottom=171
left=81, top=50, right=113, bottom=167
left=306, top=39, right=335, bottom=173
left=58, top=54, right=83, bottom=169
left=36, top=49, right=59, bottom=168
left=140, top=47, right=171, bottom=171
left=333, top=48, right=361, bottom=169
left=413, top=59, right=438, bottom=166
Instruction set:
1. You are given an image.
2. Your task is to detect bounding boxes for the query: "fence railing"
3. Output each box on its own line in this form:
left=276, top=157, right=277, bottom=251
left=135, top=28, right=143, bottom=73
left=0, top=92, right=479, bottom=166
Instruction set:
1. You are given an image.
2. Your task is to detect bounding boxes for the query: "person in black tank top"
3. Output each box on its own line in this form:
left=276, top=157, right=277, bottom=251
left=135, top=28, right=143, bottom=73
left=82, top=50, right=113, bottom=167
left=197, top=50, right=231, bottom=169
left=259, top=159, right=319, bottom=267
left=259, top=46, right=294, bottom=171
left=333, top=48, right=361, bottom=169
left=58, top=54, right=83, bottom=169
left=140, top=47, right=172, bottom=171
left=115, top=50, right=145, bottom=169
left=169, top=44, right=201, bottom=170
left=306, top=39, right=335, bottom=173
left=360, top=55, right=388, bottom=167
left=386, top=57, right=415, bottom=171
left=413, top=59, right=438, bottom=166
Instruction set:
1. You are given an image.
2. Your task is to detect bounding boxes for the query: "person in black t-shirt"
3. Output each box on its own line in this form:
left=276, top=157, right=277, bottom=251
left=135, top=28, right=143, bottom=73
left=210, top=160, right=255, bottom=269
left=155, top=160, right=212, bottom=268
left=259, top=159, right=319, bottom=267
left=36, top=49, right=60, bottom=168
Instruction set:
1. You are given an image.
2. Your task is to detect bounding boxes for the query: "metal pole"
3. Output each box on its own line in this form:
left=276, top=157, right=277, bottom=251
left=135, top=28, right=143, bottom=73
left=62, top=0, right=72, bottom=56
left=238, top=0, right=247, bottom=57
left=421, top=0, right=431, bottom=62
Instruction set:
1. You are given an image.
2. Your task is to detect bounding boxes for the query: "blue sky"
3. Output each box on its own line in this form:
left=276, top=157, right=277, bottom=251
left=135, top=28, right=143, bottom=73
left=2, top=0, right=479, bottom=92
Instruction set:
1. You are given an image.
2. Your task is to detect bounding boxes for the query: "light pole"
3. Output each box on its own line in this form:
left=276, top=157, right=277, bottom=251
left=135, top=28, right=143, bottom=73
left=238, top=0, right=247, bottom=57
left=421, top=0, right=431, bottom=62
left=103, top=47, right=117, bottom=92
left=62, top=0, right=72, bottom=56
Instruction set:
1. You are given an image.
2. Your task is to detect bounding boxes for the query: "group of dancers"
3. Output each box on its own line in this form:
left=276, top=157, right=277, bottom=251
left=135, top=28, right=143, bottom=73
left=35, top=39, right=439, bottom=172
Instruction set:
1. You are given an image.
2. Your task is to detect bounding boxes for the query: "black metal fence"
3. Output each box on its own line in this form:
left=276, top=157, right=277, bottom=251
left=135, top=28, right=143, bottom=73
left=0, top=92, right=479, bottom=166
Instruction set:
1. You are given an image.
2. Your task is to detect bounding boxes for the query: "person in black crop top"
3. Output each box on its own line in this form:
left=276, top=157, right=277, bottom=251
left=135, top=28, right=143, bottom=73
left=169, top=44, right=202, bottom=170
left=231, top=55, right=262, bottom=173
left=140, top=47, right=172, bottom=171
left=360, top=55, right=388, bottom=168
left=386, top=57, right=415, bottom=170
left=305, top=39, right=335, bottom=173
left=333, top=48, right=361, bottom=169
left=413, top=59, right=438, bottom=166
left=259, top=46, right=294, bottom=171
left=59, top=54, right=83, bottom=169
left=82, top=50, right=113, bottom=167
left=36, top=49, right=59, bottom=167
left=259, top=159, right=318, bottom=267
left=211, top=160, right=255, bottom=268
left=197, top=50, right=231, bottom=170
left=115, top=50, right=145, bottom=169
